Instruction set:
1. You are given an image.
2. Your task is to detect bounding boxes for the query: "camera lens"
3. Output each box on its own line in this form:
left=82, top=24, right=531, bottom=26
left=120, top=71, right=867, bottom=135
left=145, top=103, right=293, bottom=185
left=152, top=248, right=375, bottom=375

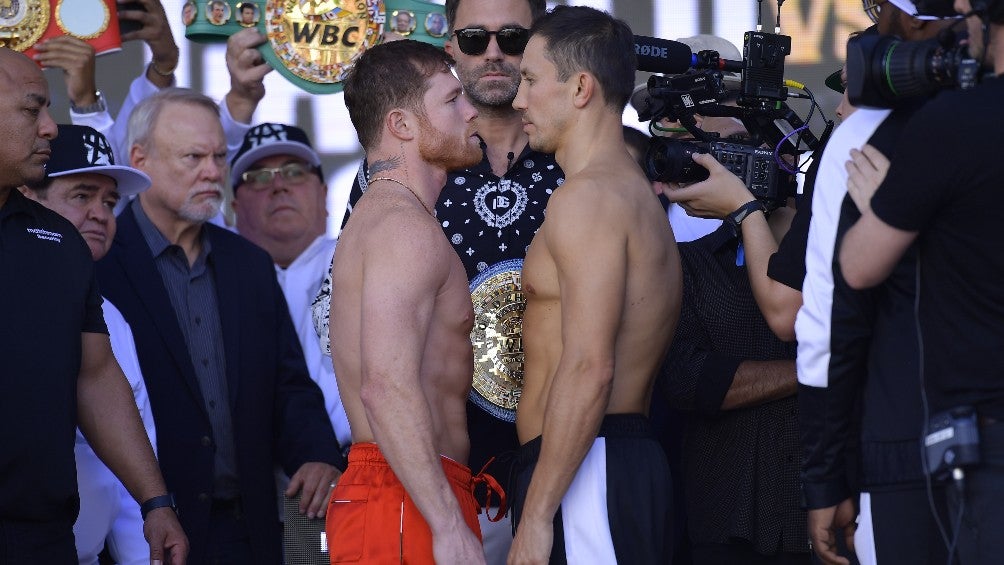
left=644, top=139, right=710, bottom=184
left=847, top=33, right=972, bottom=108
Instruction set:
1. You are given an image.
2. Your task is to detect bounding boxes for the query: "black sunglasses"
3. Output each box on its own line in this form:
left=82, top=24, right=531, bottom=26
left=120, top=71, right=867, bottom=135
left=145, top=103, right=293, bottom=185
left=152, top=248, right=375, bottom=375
left=453, top=27, right=530, bottom=56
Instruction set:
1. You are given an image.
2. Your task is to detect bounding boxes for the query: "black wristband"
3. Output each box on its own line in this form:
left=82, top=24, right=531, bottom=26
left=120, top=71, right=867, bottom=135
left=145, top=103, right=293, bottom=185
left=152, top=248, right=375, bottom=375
left=725, top=200, right=766, bottom=237
left=140, top=493, right=178, bottom=521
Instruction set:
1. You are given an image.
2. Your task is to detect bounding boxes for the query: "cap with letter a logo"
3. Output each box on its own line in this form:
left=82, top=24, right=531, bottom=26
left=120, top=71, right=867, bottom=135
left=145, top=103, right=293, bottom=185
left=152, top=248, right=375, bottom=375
left=46, top=124, right=151, bottom=197
left=230, top=123, right=323, bottom=187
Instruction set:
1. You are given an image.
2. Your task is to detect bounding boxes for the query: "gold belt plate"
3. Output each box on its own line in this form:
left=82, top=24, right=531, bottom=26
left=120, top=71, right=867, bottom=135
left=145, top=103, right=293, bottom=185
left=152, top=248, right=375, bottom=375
left=0, top=0, right=50, bottom=52
left=263, top=0, right=383, bottom=92
left=469, top=259, right=525, bottom=422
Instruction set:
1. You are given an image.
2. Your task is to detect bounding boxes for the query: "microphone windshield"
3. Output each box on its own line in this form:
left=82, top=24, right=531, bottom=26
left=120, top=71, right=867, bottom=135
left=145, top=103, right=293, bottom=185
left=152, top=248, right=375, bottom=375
left=634, top=35, right=694, bottom=74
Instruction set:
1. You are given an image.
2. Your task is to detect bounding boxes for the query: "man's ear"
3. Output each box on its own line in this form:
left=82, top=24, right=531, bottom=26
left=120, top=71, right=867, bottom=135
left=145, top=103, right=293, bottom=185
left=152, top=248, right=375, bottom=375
left=386, top=108, right=417, bottom=142
left=572, top=71, right=596, bottom=109
left=129, top=143, right=147, bottom=171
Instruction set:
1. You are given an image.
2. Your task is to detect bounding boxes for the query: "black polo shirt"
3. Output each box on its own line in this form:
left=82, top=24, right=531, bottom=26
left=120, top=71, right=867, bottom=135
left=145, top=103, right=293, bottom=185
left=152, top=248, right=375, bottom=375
left=0, top=187, right=107, bottom=522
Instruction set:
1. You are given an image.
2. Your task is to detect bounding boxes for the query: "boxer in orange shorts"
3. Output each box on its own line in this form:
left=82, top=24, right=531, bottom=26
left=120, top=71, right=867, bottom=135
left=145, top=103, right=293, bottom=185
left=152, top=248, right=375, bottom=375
left=327, top=444, right=504, bottom=564
left=326, top=40, right=499, bottom=564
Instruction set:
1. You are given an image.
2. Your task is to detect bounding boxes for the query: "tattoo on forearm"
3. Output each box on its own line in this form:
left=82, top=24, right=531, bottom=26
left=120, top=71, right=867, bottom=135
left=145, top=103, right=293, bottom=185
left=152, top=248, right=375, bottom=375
left=368, top=157, right=401, bottom=177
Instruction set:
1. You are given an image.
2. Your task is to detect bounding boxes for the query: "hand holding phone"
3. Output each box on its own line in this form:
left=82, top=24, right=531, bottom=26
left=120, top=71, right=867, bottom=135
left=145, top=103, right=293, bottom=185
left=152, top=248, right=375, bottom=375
left=117, top=1, right=147, bottom=36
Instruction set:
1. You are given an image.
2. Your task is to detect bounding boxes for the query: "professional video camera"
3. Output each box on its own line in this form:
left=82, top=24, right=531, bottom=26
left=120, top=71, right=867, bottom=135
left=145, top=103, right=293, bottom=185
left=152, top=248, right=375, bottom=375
left=633, top=25, right=829, bottom=209
left=846, top=0, right=1004, bottom=108
left=846, top=29, right=978, bottom=108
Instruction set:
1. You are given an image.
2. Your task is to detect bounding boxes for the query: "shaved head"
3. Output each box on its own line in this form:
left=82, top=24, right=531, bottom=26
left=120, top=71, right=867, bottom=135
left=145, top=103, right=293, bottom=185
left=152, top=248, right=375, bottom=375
left=0, top=47, right=26, bottom=84
left=0, top=47, right=57, bottom=192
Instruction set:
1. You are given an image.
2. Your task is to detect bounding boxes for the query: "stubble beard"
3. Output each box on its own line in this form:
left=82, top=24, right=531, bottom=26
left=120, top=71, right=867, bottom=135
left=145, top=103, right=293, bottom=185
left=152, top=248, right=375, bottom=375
left=20, top=143, right=52, bottom=186
left=526, top=124, right=558, bottom=155
left=458, top=61, right=521, bottom=109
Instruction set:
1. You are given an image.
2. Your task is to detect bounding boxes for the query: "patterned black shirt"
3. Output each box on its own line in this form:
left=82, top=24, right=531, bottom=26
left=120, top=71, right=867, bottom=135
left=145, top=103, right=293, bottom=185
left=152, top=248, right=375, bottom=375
left=659, top=225, right=807, bottom=556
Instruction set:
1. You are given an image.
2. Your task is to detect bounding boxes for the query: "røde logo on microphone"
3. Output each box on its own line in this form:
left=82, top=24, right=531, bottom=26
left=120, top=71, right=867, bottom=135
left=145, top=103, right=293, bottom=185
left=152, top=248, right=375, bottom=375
left=636, top=45, right=670, bottom=58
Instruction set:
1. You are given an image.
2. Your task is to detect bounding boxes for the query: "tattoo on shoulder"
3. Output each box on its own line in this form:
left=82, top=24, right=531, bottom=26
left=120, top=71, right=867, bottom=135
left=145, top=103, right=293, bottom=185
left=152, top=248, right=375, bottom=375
left=368, top=157, right=401, bottom=176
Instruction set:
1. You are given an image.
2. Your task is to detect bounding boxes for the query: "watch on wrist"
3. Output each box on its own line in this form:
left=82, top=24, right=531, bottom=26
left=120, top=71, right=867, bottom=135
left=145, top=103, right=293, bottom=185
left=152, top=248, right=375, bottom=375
left=140, top=493, right=178, bottom=521
left=69, top=91, right=107, bottom=114
left=725, top=200, right=766, bottom=237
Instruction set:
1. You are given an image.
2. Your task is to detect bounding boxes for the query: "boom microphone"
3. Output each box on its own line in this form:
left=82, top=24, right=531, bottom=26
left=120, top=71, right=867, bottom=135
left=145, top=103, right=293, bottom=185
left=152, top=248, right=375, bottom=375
left=634, top=35, right=694, bottom=74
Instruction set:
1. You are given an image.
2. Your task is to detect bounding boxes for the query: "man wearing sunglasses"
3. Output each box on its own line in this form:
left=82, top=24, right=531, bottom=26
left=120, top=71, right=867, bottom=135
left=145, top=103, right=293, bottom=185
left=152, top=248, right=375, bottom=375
left=229, top=122, right=353, bottom=515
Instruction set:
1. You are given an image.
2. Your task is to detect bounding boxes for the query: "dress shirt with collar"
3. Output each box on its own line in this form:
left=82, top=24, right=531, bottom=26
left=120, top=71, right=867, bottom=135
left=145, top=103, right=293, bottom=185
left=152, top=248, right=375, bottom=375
left=131, top=198, right=240, bottom=499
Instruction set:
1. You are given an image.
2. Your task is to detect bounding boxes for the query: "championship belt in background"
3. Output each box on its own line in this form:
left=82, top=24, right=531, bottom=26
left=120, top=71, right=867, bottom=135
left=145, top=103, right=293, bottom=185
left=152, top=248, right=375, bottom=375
left=383, top=0, right=448, bottom=43
left=183, top=0, right=445, bottom=95
left=2, top=0, right=123, bottom=56
left=469, top=259, right=526, bottom=422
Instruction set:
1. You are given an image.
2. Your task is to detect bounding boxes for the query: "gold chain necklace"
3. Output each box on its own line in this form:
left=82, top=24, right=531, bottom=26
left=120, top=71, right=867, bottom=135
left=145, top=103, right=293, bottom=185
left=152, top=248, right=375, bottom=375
left=368, top=176, right=436, bottom=218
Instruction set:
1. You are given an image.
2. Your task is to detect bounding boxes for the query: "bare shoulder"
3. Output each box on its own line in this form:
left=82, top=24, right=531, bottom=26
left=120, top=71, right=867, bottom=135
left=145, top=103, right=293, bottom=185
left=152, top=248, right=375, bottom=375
left=546, top=163, right=649, bottom=225
left=349, top=194, right=453, bottom=276
left=544, top=175, right=607, bottom=220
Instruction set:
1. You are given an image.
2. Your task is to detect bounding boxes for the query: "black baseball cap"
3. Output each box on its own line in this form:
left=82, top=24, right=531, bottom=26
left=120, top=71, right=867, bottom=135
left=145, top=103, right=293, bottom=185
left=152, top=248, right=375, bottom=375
left=825, top=69, right=844, bottom=93
left=230, top=123, right=323, bottom=187
left=46, top=124, right=150, bottom=197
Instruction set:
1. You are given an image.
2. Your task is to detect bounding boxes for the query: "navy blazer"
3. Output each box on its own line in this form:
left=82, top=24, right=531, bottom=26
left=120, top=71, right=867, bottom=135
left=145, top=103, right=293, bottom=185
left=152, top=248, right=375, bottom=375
left=97, top=206, right=340, bottom=564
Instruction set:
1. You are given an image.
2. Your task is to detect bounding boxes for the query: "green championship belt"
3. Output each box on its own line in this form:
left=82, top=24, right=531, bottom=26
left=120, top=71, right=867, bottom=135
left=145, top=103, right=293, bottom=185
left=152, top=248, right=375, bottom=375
left=382, top=0, right=448, bottom=42
left=0, top=0, right=50, bottom=51
left=183, top=0, right=446, bottom=95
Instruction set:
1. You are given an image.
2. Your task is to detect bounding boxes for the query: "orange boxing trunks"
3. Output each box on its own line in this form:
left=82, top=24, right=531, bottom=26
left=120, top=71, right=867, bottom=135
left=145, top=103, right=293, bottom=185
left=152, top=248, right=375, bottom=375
left=325, top=442, right=504, bottom=564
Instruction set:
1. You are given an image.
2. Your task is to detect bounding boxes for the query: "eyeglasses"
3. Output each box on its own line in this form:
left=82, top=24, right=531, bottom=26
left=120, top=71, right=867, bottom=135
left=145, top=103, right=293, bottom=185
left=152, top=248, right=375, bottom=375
left=862, top=0, right=888, bottom=24
left=239, top=162, right=316, bottom=190
left=453, top=27, right=530, bottom=56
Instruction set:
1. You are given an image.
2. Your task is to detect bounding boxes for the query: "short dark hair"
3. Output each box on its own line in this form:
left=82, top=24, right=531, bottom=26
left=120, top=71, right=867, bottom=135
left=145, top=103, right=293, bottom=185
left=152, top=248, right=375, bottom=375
left=343, top=40, right=455, bottom=151
left=529, top=5, right=636, bottom=111
left=444, top=0, right=546, bottom=33
left=240, top=3, right=254, bottom=13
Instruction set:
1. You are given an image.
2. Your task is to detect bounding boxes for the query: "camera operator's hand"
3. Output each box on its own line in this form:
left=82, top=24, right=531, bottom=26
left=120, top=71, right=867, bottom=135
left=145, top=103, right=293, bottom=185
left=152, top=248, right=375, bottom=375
left=32, top=37, right=97, bottom=108
left=225, top=28, right=273, bottom=124
left=845, top=144, right=889, bottom=215
left=665, top=151, right=757, bottom=219
left=118, top=0, right=180, bottom=88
